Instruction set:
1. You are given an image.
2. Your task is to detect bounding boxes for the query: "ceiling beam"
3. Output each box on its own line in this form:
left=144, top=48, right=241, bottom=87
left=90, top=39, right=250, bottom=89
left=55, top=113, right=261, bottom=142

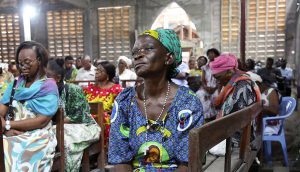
left=59, top=0, right=88, bottom=8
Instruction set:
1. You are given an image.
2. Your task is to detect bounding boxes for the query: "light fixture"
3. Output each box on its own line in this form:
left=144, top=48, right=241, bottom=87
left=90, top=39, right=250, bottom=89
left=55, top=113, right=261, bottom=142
left=23, top=5, right=36, bottom=18
left=22, top=4, right=36, bottom=41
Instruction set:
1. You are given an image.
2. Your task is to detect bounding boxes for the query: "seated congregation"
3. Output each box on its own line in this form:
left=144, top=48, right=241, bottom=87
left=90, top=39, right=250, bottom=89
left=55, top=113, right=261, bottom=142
left=0, top=28, right=292, bottom=172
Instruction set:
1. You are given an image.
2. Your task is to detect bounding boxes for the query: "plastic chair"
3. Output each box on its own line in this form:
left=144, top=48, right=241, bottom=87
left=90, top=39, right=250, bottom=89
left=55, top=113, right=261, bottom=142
left=263, top=97, right=296, bottom=166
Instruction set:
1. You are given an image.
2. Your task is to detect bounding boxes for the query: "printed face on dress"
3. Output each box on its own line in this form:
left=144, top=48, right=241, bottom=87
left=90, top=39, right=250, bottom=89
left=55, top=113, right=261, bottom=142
left=18, top=48, right=40, bottom=79
left=95, top=64, right=108, bottom=82
left=132, top=35, right=169, bottom=78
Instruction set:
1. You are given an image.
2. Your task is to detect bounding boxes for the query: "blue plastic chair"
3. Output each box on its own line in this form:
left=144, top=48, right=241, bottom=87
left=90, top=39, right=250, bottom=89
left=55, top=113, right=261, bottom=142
left=263, top=97, right=296, bottom=166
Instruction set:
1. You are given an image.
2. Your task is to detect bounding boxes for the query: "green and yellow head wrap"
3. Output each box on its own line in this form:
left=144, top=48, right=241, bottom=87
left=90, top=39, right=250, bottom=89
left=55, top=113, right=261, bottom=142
left=142, top=29, right=182, bottom=78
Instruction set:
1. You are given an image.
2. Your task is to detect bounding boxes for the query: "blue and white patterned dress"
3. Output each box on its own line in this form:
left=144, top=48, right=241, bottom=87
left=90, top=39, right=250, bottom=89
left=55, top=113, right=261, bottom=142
left=108, top=86, right=204, bottom=172
left=1, top=77, right=59, bottom=172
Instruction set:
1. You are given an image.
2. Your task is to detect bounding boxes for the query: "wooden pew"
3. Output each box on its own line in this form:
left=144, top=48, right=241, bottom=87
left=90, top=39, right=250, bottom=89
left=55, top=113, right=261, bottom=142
left=69, top=80, right=95, bottom=85
left=188, top=102, right=263, bottom=172
left=81, top=102, right=105, bottom=172
left=0, top=117, right=5, bottom=171
left=52, top=107, right=65, bottom=172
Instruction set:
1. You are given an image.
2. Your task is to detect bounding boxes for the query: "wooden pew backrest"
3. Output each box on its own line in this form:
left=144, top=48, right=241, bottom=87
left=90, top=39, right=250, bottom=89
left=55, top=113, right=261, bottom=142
left=81, top=102, right=105, bottom=171
left=188, top=102, right=262, bottom=172
left=68, top=80, right=95, bottom=85
left=52, top=107, right=65, bottom=172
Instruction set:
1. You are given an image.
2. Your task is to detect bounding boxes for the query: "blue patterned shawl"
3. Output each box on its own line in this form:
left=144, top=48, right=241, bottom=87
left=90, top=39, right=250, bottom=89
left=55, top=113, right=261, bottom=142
left=1, top=76, right=59, bottom=116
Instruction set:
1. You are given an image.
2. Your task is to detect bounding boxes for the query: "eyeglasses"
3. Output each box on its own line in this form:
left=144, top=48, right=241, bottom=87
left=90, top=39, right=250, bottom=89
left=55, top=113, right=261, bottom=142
left=18, top=58, right=38, bottom=68
left=132, top=47, right=155, bottom=57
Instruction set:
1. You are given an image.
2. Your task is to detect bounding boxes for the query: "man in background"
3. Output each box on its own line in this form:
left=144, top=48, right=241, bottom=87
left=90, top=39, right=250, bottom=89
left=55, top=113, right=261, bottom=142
left=64, top=55, right=78, bottom=81
left=278, top=59, right=293, bottom=96
left=257, top=57, right=283, bottom=89
left=75, top=55, right=96, bottom=87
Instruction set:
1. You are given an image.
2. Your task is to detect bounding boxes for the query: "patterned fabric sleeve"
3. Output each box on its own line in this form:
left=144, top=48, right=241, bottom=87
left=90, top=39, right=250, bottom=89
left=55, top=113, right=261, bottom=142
left=226, top=80, right=257, bottom=115
left=108, top=88, right=134, bottom=164
left=175, top=91, right=204, bottom=162
left=65, top=83, right=92, bottom=124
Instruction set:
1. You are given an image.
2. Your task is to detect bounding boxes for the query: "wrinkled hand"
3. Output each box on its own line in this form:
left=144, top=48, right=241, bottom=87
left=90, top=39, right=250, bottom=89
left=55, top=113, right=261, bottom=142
left=4, top=129, right=24, bottom=137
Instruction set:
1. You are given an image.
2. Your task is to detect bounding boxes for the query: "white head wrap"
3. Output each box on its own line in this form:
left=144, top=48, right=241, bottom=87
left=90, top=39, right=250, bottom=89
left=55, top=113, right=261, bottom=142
left=117, top=56, right=132, bottom=66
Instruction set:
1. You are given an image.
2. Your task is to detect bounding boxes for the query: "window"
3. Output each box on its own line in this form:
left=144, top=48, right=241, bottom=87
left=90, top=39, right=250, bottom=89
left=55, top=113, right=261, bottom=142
left=98, top=6, right=132, bottom=61
left=222, top=0, right=286, bottom=60
left=221, top=0, right=241, bottom=57
left=0, top=13, right=20, bottom=63
left=151, top=2, right=196, bottom=30
left=47, top=9, right=84, bottom=58
left=246, top=0, right=286, bottom=61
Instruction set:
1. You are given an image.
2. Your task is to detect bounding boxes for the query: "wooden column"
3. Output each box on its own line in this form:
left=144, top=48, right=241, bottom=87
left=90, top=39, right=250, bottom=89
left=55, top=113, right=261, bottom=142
left=180, top=25, right=184, bottom=40
left=83, top=1, right=99, bottom=61
left=240, top=0, right=246, bottom=63
left=188, top=22, right=192, bottom=40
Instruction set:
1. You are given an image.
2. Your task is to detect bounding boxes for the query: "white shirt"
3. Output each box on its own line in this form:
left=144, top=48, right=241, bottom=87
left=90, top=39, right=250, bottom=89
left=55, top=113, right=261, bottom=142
left=278, top=67, right=293, bottom=88
left=119, top=69, right=137, bottom=87
left=75, top=65, right=96, bottom=86
left=278, top=67, right=293, bottom=80
left=171, top=62, right=189, bottom=87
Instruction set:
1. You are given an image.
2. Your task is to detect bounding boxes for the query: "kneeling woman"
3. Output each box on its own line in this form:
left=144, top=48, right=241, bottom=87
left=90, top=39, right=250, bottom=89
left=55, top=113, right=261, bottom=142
left=0, top=41, right=59, bottom=171
left=47, top=59, right=101, bottom=172
left=108, top=29, right=204, bottom=171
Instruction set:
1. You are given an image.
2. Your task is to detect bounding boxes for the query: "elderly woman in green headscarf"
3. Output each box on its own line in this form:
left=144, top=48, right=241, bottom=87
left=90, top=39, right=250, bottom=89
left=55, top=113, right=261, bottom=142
left=108, top=29, right=204, bottom=172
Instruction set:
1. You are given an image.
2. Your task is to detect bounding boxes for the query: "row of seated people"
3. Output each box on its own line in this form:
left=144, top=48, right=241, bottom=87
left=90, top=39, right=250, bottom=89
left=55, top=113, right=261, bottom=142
left=0, top=28, right=282, bottom=172
left=66, top=54, right=138, bottom=88
left=0, top=41, right=123, bottom=171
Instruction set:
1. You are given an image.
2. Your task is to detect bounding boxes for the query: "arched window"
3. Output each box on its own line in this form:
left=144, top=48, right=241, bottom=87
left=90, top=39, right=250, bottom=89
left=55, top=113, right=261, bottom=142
left=151, top=2, right=196, bottom=30
left=151, top=2, right=203, bottom=60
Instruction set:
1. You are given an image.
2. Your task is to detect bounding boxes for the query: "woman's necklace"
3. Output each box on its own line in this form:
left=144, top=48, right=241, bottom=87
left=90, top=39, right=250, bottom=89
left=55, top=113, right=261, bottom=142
left=142, top=81, right=171, bottom=167
left=143, top=81, right=170, bottom=130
